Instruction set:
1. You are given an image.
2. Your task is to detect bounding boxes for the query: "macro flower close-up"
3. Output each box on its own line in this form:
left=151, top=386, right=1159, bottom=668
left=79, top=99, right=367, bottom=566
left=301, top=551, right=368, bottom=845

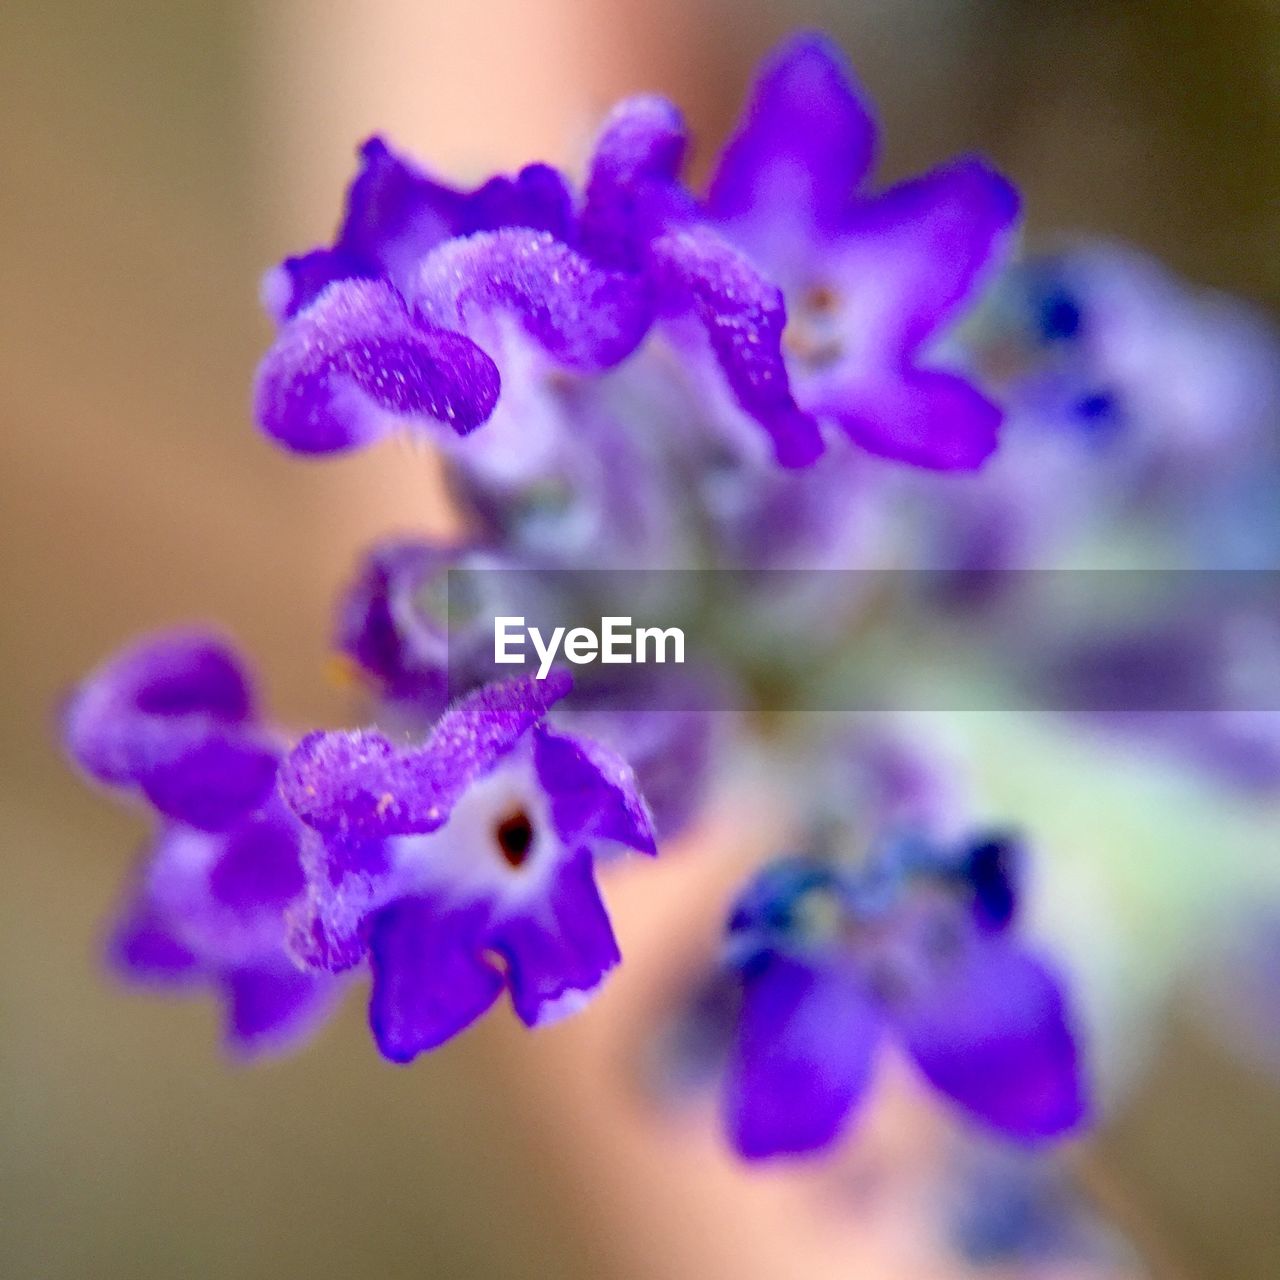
left=4, top=3, right=1280, bottom=1278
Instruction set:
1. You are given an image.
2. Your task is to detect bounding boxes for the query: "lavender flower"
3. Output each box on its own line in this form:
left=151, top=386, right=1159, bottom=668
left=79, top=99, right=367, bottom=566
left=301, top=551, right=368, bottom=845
left=63, top=631, right=281, bottom=831
left=703, top=35, right=1019, bottom=469
left=254, top=34, right=1016, bottom=476
left=719, top=836, right=1086, bottom=1159
left=64, top=633, right=343, bottom=1056
left=278, top=673, right=656, bottom=1061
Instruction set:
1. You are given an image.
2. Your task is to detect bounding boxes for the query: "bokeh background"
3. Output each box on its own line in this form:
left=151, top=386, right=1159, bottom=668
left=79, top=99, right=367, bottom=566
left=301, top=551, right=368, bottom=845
left=3, top=2, right=1279, bottom=1276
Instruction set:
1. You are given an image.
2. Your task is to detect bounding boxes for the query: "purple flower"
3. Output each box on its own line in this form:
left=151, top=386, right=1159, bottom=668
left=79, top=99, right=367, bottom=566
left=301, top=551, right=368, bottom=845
left=704, top=34, right=1019, bottom=470
left=254, top=36, right=1018, bottom=477
left=63, top=632, right=280, bottom=831
left=256, top=182, right=652, bottom=456
left=278, top=673, right=657, bottom=1061
left=262, top=137, right=576, bottom=322
left=63, top=632, right=344, bottom=1057
left=108, top=798, right=342, bottom=1058
left=333, top=538, right=537, bottom=717
left=576, top=94, right=826, bottom=469
left=1009, top=244, right=1280, bottom=464
left=719, top=837, right=1086, bottom=1159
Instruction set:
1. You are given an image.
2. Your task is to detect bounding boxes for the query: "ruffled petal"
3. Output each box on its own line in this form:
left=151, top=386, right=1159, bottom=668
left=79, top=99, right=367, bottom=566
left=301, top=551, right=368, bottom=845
left=464, top=164, right=576, bottom=244
left=414, top=229, right=652, bottom=371
left=62, top=631, right=278, bottom=830
left=367, top=896, right=503, bottom=1061
left=264, top=142, right=577, bottom=322
left=280, top=671, right=572, bottom=839
left=285, top=829, right=395, bottom=973
left=264, top=136, right=465, bottom=321
left=255, top=277, right=501, bottom=454
left=723, top=953, right=884, bottom=1159
left=489, top=848, right=620, bottom=1027
left=532, top=726, right=657, bottom=854
left=707, top=34, right=877, bottom=236
left=652, top=227, right=825, bottom=467
left=899, top=939, right=1088, bottom=1140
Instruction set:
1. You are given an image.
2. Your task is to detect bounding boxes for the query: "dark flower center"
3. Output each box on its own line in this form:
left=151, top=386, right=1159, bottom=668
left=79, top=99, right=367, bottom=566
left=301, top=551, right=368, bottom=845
left=494, top=808, right=535, bottom=867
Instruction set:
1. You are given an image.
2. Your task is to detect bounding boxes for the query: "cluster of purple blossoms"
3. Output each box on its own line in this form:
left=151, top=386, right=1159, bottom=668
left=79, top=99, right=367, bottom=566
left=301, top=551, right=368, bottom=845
left=718, top=835, right=1084, bottom=1158
left=63, top=633, right=341, bottom=1055
left=66, top=30, right=1280, bottom=1162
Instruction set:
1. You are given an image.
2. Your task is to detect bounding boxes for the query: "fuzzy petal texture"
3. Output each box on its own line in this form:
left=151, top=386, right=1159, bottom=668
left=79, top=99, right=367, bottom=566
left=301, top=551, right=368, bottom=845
left=255, top=277, right=501, bottom=454
left=414, top=229, right=652, bottom=372
left=724, top=953, right=884, bottom=1159
left=264, top=140, right=577, bottom=321
left=367, top=896, right=504, bottom=1061
left=285, top=829, right=395, bottom=973
left=653, top=227, right=825, bottom=467
left=281, top=671, right=572, bottom=839
left=489, top=848, right=621, bottom=1027
left=900, top=939, right=1087, bottom=1140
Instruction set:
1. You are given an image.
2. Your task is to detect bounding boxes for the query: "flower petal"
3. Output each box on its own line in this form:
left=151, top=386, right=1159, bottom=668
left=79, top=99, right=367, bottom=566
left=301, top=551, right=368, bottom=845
left=490, top=848, right=621, bottom=1028
left=138, top=736, right=280, bottom=832
left=837, top=157, right=1020, bottom=352
left=334, top=538, right=454, bottom=708
left=464, top=164, right=576, bottom=244
left=652, top=227, right=825, bottom=467
left=811, top=367, right=1002, bottom=470
left=63, top=631, right=278, bottom=830
left=707, top=34, right=877, bottom=235
left=414, top=229, right=652, bottom=372
left=580, top=94, right=692, bottom=271
left=532, top=726, right=657, bottom=855
left=799, top=158, right=1017, bottom=469
left=222, top=962, right=341, bottom=1059
left=367, top=895, right=504, bottom=1061
left=900, top=939, right=1088, bottom=1140
left=254, top=277, right=501, bottom=454
left=107, top=889, right=202, bottom=985
left=285, top=828, right=394, bottom=973
left=724, top=953, right=884, bottom=1159
left=264, top=142, right=577, bottom=322
left=265, top=136, right=465, bottom=320
left=280, top=671, right=572, bottom=839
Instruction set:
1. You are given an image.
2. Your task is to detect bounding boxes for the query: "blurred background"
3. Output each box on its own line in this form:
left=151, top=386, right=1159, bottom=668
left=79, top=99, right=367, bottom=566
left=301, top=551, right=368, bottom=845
left=2, top=1, right=1279, bottom=1276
